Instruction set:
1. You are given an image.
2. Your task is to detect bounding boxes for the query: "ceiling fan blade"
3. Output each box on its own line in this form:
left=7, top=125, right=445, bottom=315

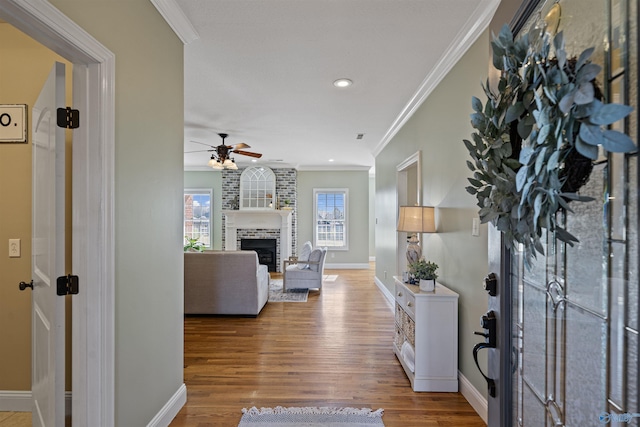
left=233, top=149, right=262, bottom=158
left=185, top=149, right=213, bottom=154
left=190, top=140, right=214, bottom=148
left=231, top=142, right=250, bottom=149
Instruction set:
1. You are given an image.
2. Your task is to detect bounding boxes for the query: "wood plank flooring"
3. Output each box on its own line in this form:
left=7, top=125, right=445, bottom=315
left=171, top=264, right=485, bottom=426
left=0, top=412, right=30, bottom=427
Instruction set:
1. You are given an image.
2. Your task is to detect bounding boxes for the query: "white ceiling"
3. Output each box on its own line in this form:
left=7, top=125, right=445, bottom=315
left=162, top=0, right=501, bottom=171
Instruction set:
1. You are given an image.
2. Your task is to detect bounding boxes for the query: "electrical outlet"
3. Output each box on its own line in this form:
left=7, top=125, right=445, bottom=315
left=9, top=239, right=20, bottom=258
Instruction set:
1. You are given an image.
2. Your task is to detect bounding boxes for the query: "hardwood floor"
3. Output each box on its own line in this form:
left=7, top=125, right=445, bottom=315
left=171, top=264, right=485, bottom=426
left=0, top=412, right=30, bottom=427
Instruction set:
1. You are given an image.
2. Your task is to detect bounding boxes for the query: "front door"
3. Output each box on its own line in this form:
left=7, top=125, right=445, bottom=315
left=31, top=61, right=66, bottom=427
left=488, top=1, right=639, bottom=426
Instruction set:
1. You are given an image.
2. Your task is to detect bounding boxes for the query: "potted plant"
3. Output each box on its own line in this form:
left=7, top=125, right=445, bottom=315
left=409, top=258, right=438, bottom=292
left=184, top=236, right=204, bottom=252
left=282, top=199, right=292, bottom=210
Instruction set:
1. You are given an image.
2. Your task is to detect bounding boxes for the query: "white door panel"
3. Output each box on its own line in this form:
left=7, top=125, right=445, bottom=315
left=31, top=61, right=66, bottom=427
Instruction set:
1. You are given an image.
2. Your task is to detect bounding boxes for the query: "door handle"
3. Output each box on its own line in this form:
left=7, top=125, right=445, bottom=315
left=19, top=280, right=33, bottom=291
left=473, top=310, right=497, bottom=397
left=473, top=342, right=496, bottom=397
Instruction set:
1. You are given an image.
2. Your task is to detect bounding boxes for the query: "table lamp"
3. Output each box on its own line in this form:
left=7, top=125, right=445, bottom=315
left=397, top=206, right=436, bottom=266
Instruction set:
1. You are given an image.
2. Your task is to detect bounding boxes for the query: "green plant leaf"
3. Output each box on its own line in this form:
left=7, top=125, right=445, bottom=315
left=519, top=146, right=534, bottom=165
left=589, top=103, right=634, bottom=125
left=470, top=112, right=485, bottom=129
left=602, top=130, right=637, bottom=153
left=506, top=102, right=525, bottom=123
left=466, top=186, right=478, bottom=195
left=547, top=150, right=559, bottom=171
left=573, top=82, right=595, bottom=105
left=576, top=63, right=601, bottom=84
left=516, top=166, right=528, bottom=192
left=579, top=122, right=603, bottom=146
left=559, top=90, right=575, bottom=114
left=574, top=135, right=599, bottom=160
left=468, top=177, right=483, bottom=187
left=466, top=160, right=476, bottom=171
left=576, top=47, right=595, bottom=69
left=472, top=96, right=483, bottom=113
left=535, top=146, right=548, bottom=175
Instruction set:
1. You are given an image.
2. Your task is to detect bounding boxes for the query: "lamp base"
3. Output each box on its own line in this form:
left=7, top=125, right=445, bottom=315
left=406, top=233, right=421, bottom=265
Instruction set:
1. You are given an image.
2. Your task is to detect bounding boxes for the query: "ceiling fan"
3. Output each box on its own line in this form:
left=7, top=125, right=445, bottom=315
left=186, top=133, right=262, bottom=170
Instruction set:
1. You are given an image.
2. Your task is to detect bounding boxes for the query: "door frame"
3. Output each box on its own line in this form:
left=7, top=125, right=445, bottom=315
left=396, top=151, right=421, bottom=275
left=0, top=1, right=115, bottom=425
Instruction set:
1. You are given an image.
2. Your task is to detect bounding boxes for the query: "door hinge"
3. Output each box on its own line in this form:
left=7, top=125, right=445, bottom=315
left=56, top=107, right=79, bottom=129
left=57, top=274, right=79, bottom=296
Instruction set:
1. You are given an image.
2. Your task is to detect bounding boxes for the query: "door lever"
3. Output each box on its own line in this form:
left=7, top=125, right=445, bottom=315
left=19, top=280, right=33, bottom=291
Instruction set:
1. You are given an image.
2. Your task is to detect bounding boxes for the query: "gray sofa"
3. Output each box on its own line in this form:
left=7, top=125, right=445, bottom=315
left=184, top=250, right=270, bottom=316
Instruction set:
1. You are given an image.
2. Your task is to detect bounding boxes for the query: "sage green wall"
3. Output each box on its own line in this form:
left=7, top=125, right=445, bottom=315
left=369, top=174, right=375, bottom=259
left=50, top=1, right=185, bottom=424
left=297, top=170, right=369, bottom=265
left=375, top=31, right=491, bottom=397
left=184, top=171, right=224, bottom=250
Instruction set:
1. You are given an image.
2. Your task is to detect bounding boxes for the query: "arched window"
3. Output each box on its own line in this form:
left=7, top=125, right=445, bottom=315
left=240, top=166, right=276, bottom=209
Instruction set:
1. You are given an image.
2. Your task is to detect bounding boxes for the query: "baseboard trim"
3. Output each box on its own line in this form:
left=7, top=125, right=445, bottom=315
left=0, top=390, right=31, bottom=412
left=374, top=276, right=394, bottom=311
left=146, top=383, right=187, bottom=427
left=458, top=371, right=488, bottom=424
left=0, top=391, right=72, bottom=413
left=324, top=263, right=370, bottom=269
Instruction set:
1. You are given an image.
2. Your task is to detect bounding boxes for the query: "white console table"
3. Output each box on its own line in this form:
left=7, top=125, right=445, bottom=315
left=393, top=277, right=459, bottom=392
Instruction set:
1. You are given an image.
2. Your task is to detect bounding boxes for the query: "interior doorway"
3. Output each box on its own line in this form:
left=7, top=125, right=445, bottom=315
left=0, top=1, right=116, bottom=425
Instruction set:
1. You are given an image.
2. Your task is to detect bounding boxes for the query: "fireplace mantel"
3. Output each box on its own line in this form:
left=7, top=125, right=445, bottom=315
left=222, top=210, right=292, bottom=270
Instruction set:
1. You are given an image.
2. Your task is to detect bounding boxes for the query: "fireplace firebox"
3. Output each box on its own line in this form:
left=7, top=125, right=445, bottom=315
left=241, top=238, right=277, bottom=272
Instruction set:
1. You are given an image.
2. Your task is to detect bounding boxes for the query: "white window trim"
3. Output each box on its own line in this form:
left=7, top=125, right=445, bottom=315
left=184, top=188, right=213, bottom=248
left=313, top=188, right=349, bottom=251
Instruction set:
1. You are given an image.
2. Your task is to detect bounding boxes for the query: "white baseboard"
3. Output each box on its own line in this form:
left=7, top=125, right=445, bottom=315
left=146, top=383, right=187, bottom=427
left=458, top=371, right=487, bottom=424
left=324, top=263, right=370, bottom=269
left=0, top=390, right=72, bottom=413
left=0, top=390, right=31, bottom=412
left=374, top=276, right=394, bottom=311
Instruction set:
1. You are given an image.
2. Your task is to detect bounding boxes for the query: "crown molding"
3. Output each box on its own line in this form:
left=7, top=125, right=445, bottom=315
left=372, top=0, right=501, bottom=157
left=150, top=0, right=199, bottom=45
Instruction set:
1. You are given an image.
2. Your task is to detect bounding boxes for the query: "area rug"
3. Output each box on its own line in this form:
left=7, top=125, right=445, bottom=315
left=268, top=280, right=308, bottom=302
left=323, top=274, right=338, bottom=282
left=239, top=406, right=385, bottom=426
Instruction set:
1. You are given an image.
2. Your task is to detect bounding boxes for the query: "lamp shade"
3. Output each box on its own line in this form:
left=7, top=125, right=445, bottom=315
left=397, top=206, right=436, bottom=233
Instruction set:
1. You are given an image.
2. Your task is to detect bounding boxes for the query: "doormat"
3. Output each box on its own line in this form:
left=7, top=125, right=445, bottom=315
left=238, top=406, right=385, bottom=426
left=268, top=280, right=308, bottom=302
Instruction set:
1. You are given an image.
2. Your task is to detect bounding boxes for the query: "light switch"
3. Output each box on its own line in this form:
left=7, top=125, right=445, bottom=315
left=9, top=239, right=20, bottom=257
left=472, top=218, right=480, bottom=237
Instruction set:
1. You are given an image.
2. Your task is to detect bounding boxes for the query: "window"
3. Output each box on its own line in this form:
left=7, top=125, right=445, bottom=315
left=240, top=166, right=276, bottom=209
left=313, top=188, right=348, bottom=250
left=184, top=189, right=212, bottom=248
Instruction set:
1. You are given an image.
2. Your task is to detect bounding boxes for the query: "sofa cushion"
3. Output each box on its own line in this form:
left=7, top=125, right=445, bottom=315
left=299, top=240, right=313, bottom=269
left=308, top=248, right=323, bottom=272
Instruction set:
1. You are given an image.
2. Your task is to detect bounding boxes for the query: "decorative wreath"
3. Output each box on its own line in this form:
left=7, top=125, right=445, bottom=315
left=464, top=24, right=636, bottom=266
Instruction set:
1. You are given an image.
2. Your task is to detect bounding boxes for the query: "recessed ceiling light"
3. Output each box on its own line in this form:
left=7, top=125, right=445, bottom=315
left=251, top=159, right=257, bottom=163
left=328, top=159, right=335, bottom=162
left=333, top=78, right=352, bottom=88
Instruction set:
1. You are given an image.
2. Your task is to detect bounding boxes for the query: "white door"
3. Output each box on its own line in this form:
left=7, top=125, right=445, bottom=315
left=31, top=61, right=66, bottom=427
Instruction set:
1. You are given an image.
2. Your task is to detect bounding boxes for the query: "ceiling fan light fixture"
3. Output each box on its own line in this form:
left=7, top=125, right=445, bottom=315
left=333, top=78, right=352, bottom=88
